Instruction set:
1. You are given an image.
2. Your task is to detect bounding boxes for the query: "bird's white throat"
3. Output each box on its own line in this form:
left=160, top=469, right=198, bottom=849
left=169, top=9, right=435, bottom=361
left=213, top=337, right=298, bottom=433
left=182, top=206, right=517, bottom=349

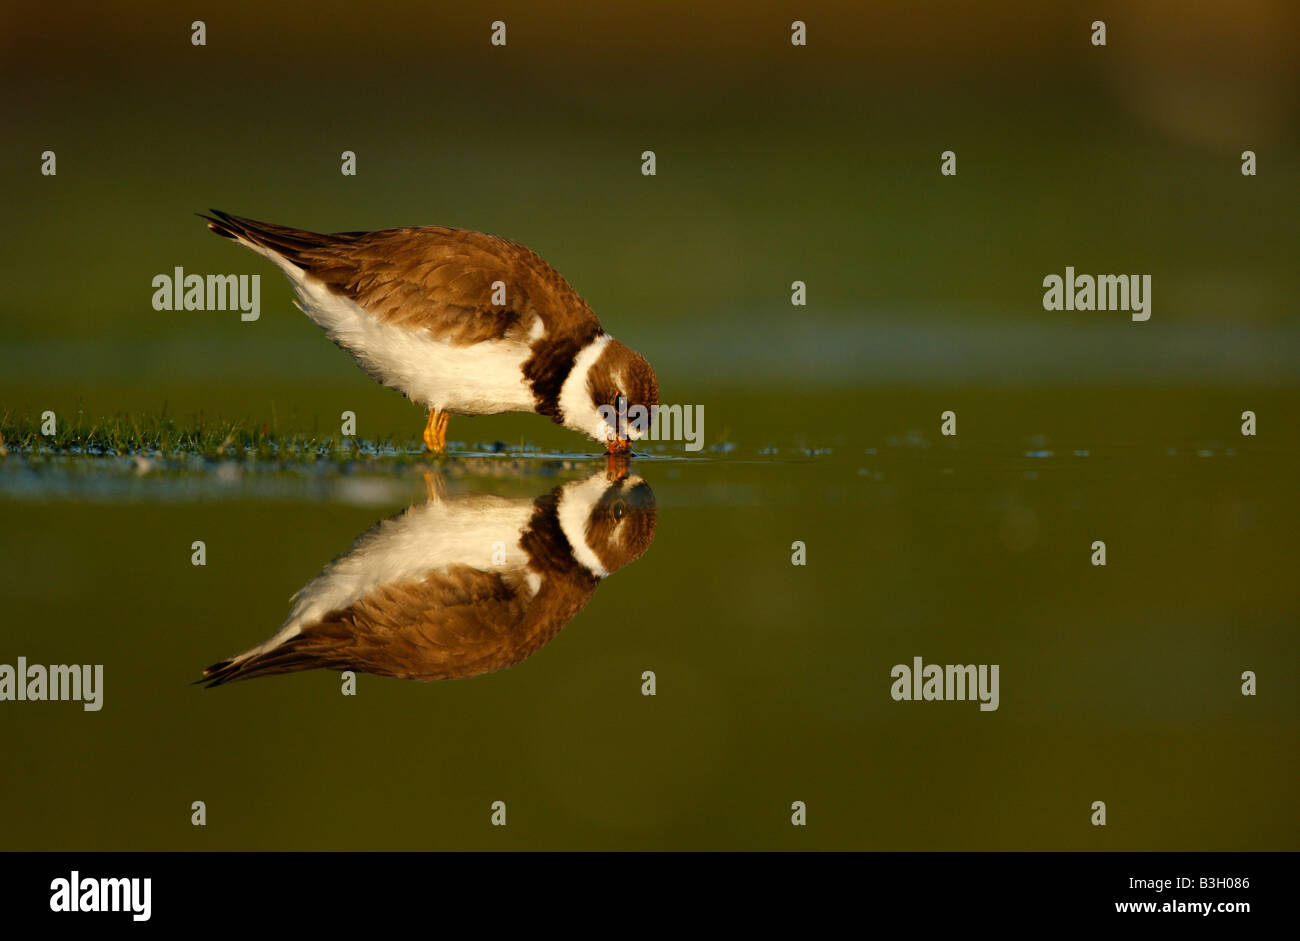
left=557, top=474, right=611, bottom=578
left=557, top=333, right=613, bottom=439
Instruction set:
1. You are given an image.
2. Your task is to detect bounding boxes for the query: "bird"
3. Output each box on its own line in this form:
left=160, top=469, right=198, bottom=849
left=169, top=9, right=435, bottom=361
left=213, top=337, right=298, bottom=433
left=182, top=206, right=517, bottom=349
left=200, top=211, right=659, bottom=454
left=198, top=468, right=657, bottom=686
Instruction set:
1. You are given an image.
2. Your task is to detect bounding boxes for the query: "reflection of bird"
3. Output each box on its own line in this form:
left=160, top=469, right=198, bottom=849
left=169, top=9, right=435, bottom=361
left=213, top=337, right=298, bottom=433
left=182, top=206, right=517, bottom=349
left=201, top=211, right=658, bottom=454
left=199, top=470, right=656, bottom=686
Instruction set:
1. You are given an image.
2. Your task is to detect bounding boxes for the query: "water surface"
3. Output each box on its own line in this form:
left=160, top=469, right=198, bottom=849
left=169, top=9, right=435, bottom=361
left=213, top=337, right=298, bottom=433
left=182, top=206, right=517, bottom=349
left=3, top=398, right=1295, bottom=850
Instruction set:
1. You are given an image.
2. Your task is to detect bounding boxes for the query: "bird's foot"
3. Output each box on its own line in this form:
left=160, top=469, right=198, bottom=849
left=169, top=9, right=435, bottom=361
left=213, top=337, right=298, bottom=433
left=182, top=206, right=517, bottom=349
left=423, top=409, right=449, bottom=454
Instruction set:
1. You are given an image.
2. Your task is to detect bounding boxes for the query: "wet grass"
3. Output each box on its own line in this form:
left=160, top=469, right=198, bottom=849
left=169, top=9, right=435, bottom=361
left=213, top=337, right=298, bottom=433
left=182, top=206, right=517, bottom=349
left=0, top=410, right=413, bottom=462
left=0, top=410, right=720, bottom=502
left=0, top=409, right=742, bottom=467
left=0, top=411, right=627, bottom=503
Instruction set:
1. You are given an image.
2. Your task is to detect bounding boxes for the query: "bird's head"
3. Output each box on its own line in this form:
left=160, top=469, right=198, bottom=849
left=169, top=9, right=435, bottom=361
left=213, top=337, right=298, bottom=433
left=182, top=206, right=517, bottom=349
left=559, top=335, right=659, bottom=453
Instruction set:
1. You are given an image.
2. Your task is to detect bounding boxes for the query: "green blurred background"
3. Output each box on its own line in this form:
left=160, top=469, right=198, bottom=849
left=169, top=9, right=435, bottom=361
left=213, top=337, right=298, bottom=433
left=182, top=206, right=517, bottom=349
left=1, top=0, right=1297, bottom=849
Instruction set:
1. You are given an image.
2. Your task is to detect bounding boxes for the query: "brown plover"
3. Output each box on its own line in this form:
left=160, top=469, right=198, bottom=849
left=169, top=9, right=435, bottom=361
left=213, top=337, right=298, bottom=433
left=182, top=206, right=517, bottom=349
left=201, top=211, right=659, bottom=453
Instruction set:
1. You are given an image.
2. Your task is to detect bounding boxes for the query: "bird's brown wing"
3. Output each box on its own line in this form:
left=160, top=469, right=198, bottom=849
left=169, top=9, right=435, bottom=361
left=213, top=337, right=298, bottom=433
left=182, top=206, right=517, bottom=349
left=200, top=563, right=598, bottom=686
left=202, top=210, right=602, bottom=345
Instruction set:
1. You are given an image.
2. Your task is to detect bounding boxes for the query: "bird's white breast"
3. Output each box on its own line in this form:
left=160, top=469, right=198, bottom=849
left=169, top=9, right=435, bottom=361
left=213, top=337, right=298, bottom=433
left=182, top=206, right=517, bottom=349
left=278, top=258, right=538, bottom=415
left=246, top=497, right=540, bottom=658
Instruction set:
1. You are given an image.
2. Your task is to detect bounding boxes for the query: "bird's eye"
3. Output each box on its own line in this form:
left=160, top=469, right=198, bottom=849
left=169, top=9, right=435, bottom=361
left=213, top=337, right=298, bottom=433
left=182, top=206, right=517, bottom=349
left=611, top=500, right=626, bottom=521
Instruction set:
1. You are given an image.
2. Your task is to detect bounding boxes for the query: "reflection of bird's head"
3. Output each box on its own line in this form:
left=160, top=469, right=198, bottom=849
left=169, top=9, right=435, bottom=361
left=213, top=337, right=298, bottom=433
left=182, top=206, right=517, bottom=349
left=557, top=472, right=657, bottom=578
left=586, top=475, right=657, bottom=574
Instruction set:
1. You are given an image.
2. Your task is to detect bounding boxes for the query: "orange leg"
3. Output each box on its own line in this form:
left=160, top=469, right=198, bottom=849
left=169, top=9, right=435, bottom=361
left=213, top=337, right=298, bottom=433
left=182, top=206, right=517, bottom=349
left=606, top=451, right=630, bottom=481
left=422, top=470, right=446, bottom=502
left=423, top=409, right=449, bottom=454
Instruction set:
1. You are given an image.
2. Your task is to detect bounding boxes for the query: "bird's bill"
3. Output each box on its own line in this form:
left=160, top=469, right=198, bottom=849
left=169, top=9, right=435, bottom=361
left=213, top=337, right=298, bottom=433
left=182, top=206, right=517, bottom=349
left=606, top=435, right=631, bottom=455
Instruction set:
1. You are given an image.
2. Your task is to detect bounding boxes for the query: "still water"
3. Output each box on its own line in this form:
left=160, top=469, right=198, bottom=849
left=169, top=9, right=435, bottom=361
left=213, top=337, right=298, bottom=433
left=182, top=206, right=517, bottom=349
left=1, top=402, right=1297, bottom=850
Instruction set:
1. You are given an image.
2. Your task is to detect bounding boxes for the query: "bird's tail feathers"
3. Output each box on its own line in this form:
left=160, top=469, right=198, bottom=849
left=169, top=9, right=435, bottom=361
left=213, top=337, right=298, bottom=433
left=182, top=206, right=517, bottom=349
left=197, top=634, right=331, bottom=688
